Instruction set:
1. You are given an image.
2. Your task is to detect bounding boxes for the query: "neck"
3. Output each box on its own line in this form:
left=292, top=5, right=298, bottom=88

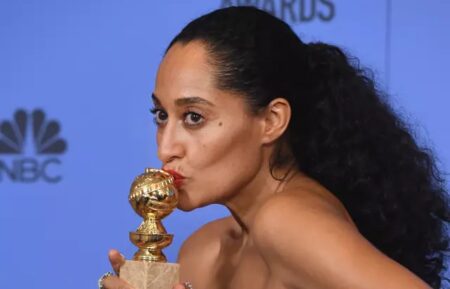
left=223, top=162, right=302, bottom=233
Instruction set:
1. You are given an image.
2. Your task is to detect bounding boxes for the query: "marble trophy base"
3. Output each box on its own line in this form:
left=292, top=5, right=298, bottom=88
left=121, top=260, right=180, bottom=289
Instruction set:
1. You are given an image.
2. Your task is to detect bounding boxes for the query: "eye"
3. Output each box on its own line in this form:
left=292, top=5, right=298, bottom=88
left=150, top=107, right=168, bottom=126
left=184, top=111, right=205, bottom=126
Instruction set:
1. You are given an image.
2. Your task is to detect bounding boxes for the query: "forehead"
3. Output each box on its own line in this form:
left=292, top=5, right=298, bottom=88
left=154, top=41, right=217, bottom=102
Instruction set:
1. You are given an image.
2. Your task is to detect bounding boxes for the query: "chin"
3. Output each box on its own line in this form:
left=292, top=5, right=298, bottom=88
left=175, top=188, right=210, bottom=212
left=176, top=190, right=197, bottom=212
left=176, top=204, right=196, bottom=212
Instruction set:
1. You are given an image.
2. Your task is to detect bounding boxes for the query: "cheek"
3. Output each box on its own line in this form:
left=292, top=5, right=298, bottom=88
left=192, top=122, right=260, bottom=168
left=186, top=120, right=263, bottom=201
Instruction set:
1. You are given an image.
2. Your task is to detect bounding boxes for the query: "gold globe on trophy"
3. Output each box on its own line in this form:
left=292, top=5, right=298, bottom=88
left=121, top=168, right=180, bottom=289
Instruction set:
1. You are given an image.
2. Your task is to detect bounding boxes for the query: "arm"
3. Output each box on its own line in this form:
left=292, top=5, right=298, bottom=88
left=252, top=193, right=431, bottom=289
left=177, top=218, right=225, bottom=288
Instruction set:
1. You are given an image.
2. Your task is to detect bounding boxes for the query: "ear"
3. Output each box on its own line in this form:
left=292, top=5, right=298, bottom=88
left=260, top=98, right=291, bottom=144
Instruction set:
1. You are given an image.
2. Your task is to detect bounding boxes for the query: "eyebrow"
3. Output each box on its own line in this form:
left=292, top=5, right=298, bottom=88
left=151, top=93, right=214, bottom=107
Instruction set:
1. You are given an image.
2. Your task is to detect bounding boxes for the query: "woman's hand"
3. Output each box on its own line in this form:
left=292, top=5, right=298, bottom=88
left=109, top=249, right=126, bottom=275
left=101, top=249, right=192, bottom=289
left=101, top=249, right=133, bottom=289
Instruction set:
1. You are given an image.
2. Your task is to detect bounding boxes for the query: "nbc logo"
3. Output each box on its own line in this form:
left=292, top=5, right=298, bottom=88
left=0, top=109, right=67, bottom=183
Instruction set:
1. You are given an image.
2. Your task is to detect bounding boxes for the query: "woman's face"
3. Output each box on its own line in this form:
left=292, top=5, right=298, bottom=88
left=153, top=41, right=267, bottom=211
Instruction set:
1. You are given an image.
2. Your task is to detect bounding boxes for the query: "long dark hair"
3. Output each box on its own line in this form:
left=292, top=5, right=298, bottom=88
left=166, top=6, right=450, bottom=288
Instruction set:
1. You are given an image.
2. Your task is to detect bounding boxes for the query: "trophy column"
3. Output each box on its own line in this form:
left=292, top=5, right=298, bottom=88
left=121, top=168, right=180, bottom=289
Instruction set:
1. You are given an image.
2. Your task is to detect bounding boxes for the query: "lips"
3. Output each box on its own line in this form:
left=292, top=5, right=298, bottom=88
left=163, top=169, right=185, bottom=188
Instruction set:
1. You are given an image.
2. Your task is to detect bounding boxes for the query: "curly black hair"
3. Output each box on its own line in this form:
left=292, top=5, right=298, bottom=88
left=166, top=6, right=450, bottom=288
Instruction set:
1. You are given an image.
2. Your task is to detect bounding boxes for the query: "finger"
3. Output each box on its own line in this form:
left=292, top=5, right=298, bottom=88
left=108, top=249, right=126, bottom=275
left=179, top=281, right=193, bottom=289
left=102, top=275, right=133, bottom=289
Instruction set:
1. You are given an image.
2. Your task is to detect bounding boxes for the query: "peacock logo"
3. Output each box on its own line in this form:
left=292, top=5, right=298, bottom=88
left=0, top=109, right=67, bottom=183
left=0, top=109, right=67, bottom=154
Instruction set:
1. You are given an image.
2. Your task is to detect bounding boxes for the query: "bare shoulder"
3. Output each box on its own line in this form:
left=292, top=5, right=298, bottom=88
left=251, top=179, right=361, bottom=271
left=178, top=216, right=233, bottom=261
left=251, top=179, right=430, bottom=289
left=177, top=216, right=235, bottom=283
left=252, top=178, right=358, bottom=237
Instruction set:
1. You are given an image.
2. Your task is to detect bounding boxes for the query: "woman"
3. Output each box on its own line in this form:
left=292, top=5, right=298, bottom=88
left=102, top=6, right=450, bottom=289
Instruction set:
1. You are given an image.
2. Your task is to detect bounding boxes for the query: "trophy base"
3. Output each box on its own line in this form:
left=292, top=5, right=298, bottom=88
left=121, top=260, right=180, bottom=289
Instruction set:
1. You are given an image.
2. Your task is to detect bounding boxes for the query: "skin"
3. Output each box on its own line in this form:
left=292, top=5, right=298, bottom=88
left=103, top=41, right=432, bottom=289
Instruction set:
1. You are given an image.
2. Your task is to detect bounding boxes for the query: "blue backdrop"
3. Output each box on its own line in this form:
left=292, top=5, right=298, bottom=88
left=1, top=1, right=449, bottom=288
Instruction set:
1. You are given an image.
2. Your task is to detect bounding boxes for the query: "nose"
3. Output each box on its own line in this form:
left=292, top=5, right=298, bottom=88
left=157, top=121, right=185, bottom=165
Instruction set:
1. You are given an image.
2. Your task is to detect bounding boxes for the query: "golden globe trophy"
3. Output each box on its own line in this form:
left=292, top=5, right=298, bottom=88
left=120, top=168, right=180, bottom=289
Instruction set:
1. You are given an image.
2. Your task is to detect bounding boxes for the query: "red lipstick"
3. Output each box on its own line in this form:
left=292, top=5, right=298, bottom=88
left=163, top=169, right=185, bottom=188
